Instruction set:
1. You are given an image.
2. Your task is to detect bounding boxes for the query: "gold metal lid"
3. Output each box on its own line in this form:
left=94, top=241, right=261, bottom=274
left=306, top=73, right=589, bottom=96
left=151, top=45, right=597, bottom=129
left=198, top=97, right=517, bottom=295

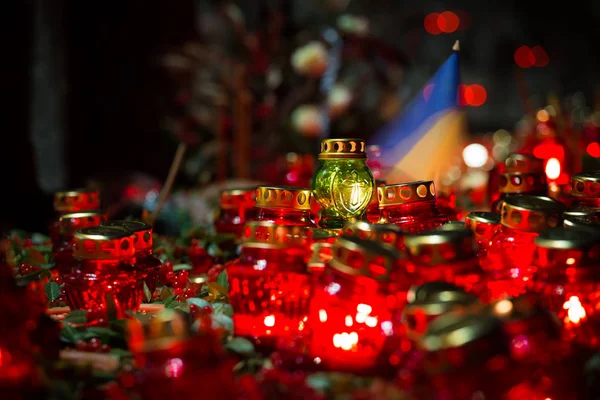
left=59, top=211, right=107, bottom=235
left=54, top=188, right=100, bottom=213
left=498, top=172, right=547, bottom=194
left=343, top=221, right=404, bottom=248
left=330, top=236, right=400, bottom=281
left=103, top=220, right=153, bottom=251
left=404, top=281, right=479, bottom=318
left=318, top=138, right=366, bottom=160
left=404, top=228, right=475, bottom=265
left=535, top=227, right=600, bottom=250
left=571, top=171, right=600, bottom=198
left=504, top=153, right=544, bottom=173
left=73, top=226, right=136, bottom=260
left=241, top=221, right=310, bottom=249
left=255, top=186, right=312, bottom=211
left=564, top=210, right=600, bottom=229
left=220, top=188, right=256, bottom=209
left=128, top=309, right=190, bottom=353
left=465, top=211, right=501, bottom=226
left=378, top=181, right=436, bottom=207
left=436, top=221, right=466, bottom=231
left=500, top=195, right=565, bottom=232
left=420, top=312, right=503, bottom=352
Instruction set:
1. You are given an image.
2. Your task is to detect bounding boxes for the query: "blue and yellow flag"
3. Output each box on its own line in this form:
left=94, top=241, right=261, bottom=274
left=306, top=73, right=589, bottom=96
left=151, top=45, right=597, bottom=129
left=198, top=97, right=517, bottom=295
left=369, top=43, right=465, bottom=184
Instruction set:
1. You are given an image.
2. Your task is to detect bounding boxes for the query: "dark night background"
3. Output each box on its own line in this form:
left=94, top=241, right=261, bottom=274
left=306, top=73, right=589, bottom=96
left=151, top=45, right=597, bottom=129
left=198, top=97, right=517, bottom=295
left=3, top=0, right=600, bottom=232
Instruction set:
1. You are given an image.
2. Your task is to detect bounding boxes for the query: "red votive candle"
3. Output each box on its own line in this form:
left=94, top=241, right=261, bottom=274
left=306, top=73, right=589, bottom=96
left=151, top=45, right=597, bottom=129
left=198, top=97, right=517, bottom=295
left=377, top=181, right=448, bottom=233
left=214, top=188, right=257, bottom=237
left=253, top=186, right=315, bottom=227
left=51, top=188, right=100, bottom=246
left=570, top=171, right=600, bottom=211
left=465, top=211, right=501, bottom=269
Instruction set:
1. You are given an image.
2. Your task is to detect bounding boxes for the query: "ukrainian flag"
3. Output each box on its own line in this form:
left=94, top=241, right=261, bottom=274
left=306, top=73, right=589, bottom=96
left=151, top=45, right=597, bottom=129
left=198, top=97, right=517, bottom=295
left=369, top=42, right=465, bottom=184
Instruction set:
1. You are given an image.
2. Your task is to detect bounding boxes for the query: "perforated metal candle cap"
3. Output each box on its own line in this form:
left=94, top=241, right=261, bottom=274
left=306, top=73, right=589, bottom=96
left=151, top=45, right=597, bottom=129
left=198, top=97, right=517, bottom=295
left=535, top=227, right=600, bottom=250
left=500, top=195, right=565, bottom=232
left=330, top=236, right=400, bottom=282
left=54, top=188, right=100, bottom=213
left=378, top=181, right=436, bottom=207
left=59, top=211, right=107, bottom=235
left=128, top=309, right=190, bottom=353
left=564, top=210, right=600, bottom=230
left=73, top=226, right=136, bottom=261
left=404, top=227, right=476, bottom=265
left=498, top=172, right=547, bottom=194
left=504, top=153, right=545, bottom=174
left=318, top=138, right=366, bottom=159
left=241, top=221, right=311, bottom=249
left=571, top=171, right=600, bottom=199
left=342, top=221, right=404, bottom=248
left=255, top=186, right=312, bottom=211
left=102, top=220, right=153, bottom=251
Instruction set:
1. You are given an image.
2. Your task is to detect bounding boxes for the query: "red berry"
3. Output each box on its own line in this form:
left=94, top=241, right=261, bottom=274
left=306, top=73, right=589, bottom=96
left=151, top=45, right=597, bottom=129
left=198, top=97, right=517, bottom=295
left=202, top=306, right=212, bottom=314
left=23, top=238, right=33, bottom=248
left=19, top=264, right=32, bottom=275
left=101, top=344, right=111, bottom=353
left=179, top=270, right=189, bottom=282
left=88, top=338, right=101, bottom=352
left=53, top=276, right=64, bottom=285
left=184, top=288, right=195, bottom=298
left=75, top=340, right=88, bottom=351
left=173, top=288, right=184, bottom=296
left=165, top=271, right=176, bottom=284
left=189, top=304, right=199, bottom=314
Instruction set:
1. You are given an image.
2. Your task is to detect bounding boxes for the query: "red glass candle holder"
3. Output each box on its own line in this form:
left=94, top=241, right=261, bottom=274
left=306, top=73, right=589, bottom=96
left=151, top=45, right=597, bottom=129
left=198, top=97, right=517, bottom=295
left=532, top=111, right=572, bottom=186
left=486, top=195, right=565, bottom=301
left=128, top=310, right=236, bottom=399
left=401, top=282, right=480, bottom=341
left=532, top=227, right=600, bottom=348
left=465, top=211, right=501, bottom=268
left=227, top=222, right=312, bottom=349
left=102, top=220, right=162, bottom=295
left=53, top=211, right=107, bottom=275
left=214, top=188, right=257, bottom=237
left=377, top=181, right=448, bottom=233
left=366, top=180, right=386, bottom=223
left=253, top=186, right=315, bottom=227
left=51, top=188, right=100, bottom=245
left=64, top=226, right=145, bottom=321
left=308, top=236, right=406, bottom=374
left=570, top=171, right=600, bottom=210
left=491, top=172, right=548, bottom=213
left=418, top=313, right=517, bottom=400
left=403, top=227, right=484, bottom=297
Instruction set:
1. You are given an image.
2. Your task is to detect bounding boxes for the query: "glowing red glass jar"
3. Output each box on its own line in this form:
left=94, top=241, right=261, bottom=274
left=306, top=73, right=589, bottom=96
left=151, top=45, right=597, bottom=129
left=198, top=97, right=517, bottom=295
left=227, top=222, right=312, bottom=348
left=342, top=221, right=404, bottom=250
left=213, top=188, right=256, bottom=237
left=64, top=226, right=145, bottom=321
left=418, top=313, right=517, bottom=400
left=102, top=220, right=162, bottom=295
left=486, top=196, right=565, bottom=301
left=308, top=236, right=405, bottom=374
left=51, top=188, right=100, bottom=245
left=570, top=171, right=600, bottom=211
left=377, top=181, right=448, bottom=233
left=532, top=109, right=572, bottom=186
left=403, top=227, right=484, bottom=297
left=465, top=211, right=501, bottom=268
left=253, top=186, right=315, bottom=227
left=532, top=227, right=600, bottom=348
left=490, top=153, right=547, bottom=213
left=128, top=309, right=235, bottom=399
left=53, top=211, right=107, bottom=275
left=366, top=180, right=386, bottom=223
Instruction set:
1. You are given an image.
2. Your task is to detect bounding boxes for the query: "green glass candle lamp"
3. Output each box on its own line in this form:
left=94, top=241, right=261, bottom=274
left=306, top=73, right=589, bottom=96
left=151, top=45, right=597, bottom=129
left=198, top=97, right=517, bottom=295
left=312, top=138, right=375, bottom=229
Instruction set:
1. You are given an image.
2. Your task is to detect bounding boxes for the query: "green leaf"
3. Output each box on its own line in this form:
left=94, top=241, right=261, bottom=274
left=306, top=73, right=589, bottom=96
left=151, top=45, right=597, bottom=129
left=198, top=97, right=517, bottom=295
left=63, top=310, right=87, bottom=324
left=207, top=243, right=224, bottom=258
left=186, top=298, right=211, bottom=309
left=225, top=337, right=255, bottom=356
left=143, top=282, right=152, bottom=303
left=110, top=348, right=132, bottom=360
left=60, top=324, right=82, bottom=343
left=31, top=232, right=51, bottom=244
left=15, top=268, right=51, bottom=286
left=306, top=373, right=331, bottom=393
left=161, top=294, right=177, bottom=307
left=211, top=313, right=233, bottom=332
left=81, top=327, right=120, bottom=341
left=217, top=270, right=228, bottom=291
left=45, top=281, right=62, bottom=302
left=212, top=302, right=233, bottom=317
left=173, top=263, right=192, bottom=271
left=207, top=282, right=228, bottom=298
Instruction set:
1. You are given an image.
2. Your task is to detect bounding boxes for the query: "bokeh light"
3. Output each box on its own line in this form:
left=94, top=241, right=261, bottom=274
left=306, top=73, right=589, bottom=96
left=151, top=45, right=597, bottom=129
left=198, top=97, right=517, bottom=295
left=466, top=84, right=487, bottom=106
left=438, top=11, right=459, bottom=33
left=463, top=143, right=489, bottom=168
left=587, top=142, right=600, bottom=158
left=424, top=13, right=441, bottom=35
left=545, top=158, right=561, bottom=180
left=514, top=46, right=535, bottom=68
left=532, top=46, right=549, bottom=67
